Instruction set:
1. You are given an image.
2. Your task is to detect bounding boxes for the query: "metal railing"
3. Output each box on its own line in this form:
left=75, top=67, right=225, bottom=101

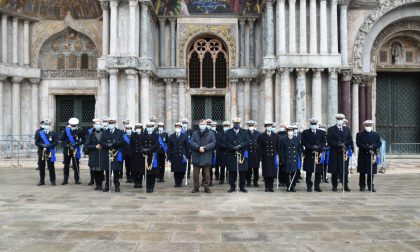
left=389, top=143, right=420, bottom=156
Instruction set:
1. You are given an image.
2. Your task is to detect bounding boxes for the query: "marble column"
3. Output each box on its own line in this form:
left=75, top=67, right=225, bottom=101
left=108, top=69, right=119, bottom=119
left=98, top=71, right=109, bottom=117
left=23, top=20, right=30, bottom=66
left=230, top=78, right=238, bottom=119
left=164, top=78, right=173, bottom=128
left=12, top=17, right=18, bottom=65
left=0, top=76, right=6, bottom=136
left=239, top=19, right=246, bottom=67
left=12, top=77, right=23, bottom=137
left=299, top=0, right=307, bottom=54
left=109, top=0, right=118, bottom=55
left=128, top=0, right=137, bottom=56
left=352, top=76, right=361, bottom=135
left=126, top=69, right=138, bottom=123
left=280, top=68, right=292, bottom=124
left=359, top=83, right=366, bottom=131
left=30, top=79, right=40, bottom=133
left=244, top=78, right=252, bottom=123
left=275, top=72, right=281, bottom=124
left=140, top=71, right=151, bottom=122
left=328, top=68, right=339, bottom=126
left=339, top=3, right=348, bottom=64
left=140, top=2, right=149, bottom=58
left=320, top=0, right=327, bottom=54
left=330, top=0, right=338, bottom=54
left=312, top=68, right=323, bottom=121
left=288, top=0, right=296, bottom=54
left=1, top=14, right=7, bottom=63
left=39, top=81, right=48, bottom=124
left=265, top=0, right=275, bottom=57
left=178, top=79, right=186, bottom=119
left=365, top=76, right=373, bottom=120
left=340, top=70, right=352, bottom=120
left=169, top=18, right=176, bottom=66
left=159, top=18, right=166, bottom=66
left=101, top=1, right=110, bottom=56
left=276, top=0, right=286, bottom=55
left=309, top=0, right=317, bottom=54
left=296, top=68, right=308, bottom=129
left=263, top=70, right=275, bottom=122
left=248, top=18, right=256, bottom=66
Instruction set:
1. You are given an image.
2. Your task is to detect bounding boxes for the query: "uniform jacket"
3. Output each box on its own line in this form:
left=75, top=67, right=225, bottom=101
left=327, top=125, right=354, bottom=175
left=84, top=129, right=107, bottom=169
left=130, top=132, right=159, bottom=176
left=301, top=129, right=327, bottom=173
left=258, top=131, right=280, bottom=178
left=99, top=128, right=124, bottom=171
left=225, top=128, right=250, bottom=172
left=247, top=130, right=261, bottom=168
left=356, top=130, right=382, bottom=174
left=280, top=135, right=302, bottom=173
left=168, top=132, right=190, bottom=172
left=216, top=131, right=228, bottom=167
left=60, top=127, right=84, bottom=156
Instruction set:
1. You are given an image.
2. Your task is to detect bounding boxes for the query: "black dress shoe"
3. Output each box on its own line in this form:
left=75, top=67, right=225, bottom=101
left=360, top=188, right=365, bottom=192
left=75, top=181, right=81, bottom=185
left=37, top=181, right=45, bottom=186
left=287, top=188, right=296, bottom=192
left=103, top=187, right=109, bottom=192
left=315, top=188, right=322, bottom=192
left=332, top=187, right=337, bottom=192
left=219, top=180, right=224, bottom=185
left=246, top=183, right=251, bottom=187
left=253, top=183, right=259, bottom=187
left=265, top=188, right=269, bottom=192
left=115, top=187, right=120, bottom=192
left=324, top=179, right=329, bottom=184
left=209, top=183, right=213, bottom=187
left=88, top=180, right=94, bottom=186
left=51, top=182, right=56, bottom=186
left=191, top=188, right=199, bottom=193
left=205, top=188, right=211, bottom=193
left=227, top=188, right=235, bottom=193
left=344, top=187, right=351, bottom=192
left=240, top=188, right=248, bottom=193
left=368, top=188, right=376, bottom=192
left=61, top=181, right=68, bottom=185
left=269, top=188, right=274, bottom=192
left=95, top=186, right=102, bottom=191
left=307, top=188, right=312, bottom=192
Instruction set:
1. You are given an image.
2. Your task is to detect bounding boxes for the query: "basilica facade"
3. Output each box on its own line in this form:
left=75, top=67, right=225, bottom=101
left=0, top=0, right=419, bottom=147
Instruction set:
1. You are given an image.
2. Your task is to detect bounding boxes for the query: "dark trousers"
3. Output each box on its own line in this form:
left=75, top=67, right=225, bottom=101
left=105, top=170, right=120, bottom=189
left=94, top=171, right=104, bottom=188
left=202, top=168, right=213, bottom=185
left=215, top=166, right=220, bottom=179
left=228, top=171, right=246, bottom=189
left=89, top=170, right=94, bottom=182
left=132, top=171, right=142, bottom=186
left=147, top=174, right=156, bottom=190
left=39, top=158, right=56, bottom=183
left=306, top=172, right=322, bottom=189
left=286, top=172, right=298, bottom=190
left=246, top=167, right=259, bottom=184
left=359, top=173, right=374, bottom=189
left=278, top=166, right=288, bottom=186
left=322, top=165, right=328, bottom=181
left=63, top=154, right=80, bottom=182
left=332, top=173, right=349, bottom=189
left=158, top=153, right=166, bottom=180
left=264, top=177, right=274, bottom=190
left=124, top=158, right=132, bottom=180
left=193, top=165, right=210, bottom=190
left=174, top=172, right=184, bottom=186
left=216, top=165, right=227, bottom=182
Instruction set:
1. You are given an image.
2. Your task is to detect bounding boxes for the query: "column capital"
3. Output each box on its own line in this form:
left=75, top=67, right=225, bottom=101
left=29, top=78, right=41, bottom=84
left=230, top=78, right=239, bottom=85
left=97, top=70, right=109, bottom=78
left=164, top=78, right=173, bottom=84
left=263, top=0, right=275, bottom=7
left=100, top=0, right=109, bottom=10
left=159, top=18, right=166, bottom=25
left=239, top=18, right=246, bottom=26
left=262, top=69, right=275, bottom=77
left=312, top=68, right=324, bottom=78
left=328, top=68, right=339, bottom=74
left=338, top=0, right=349, bottom=5
left=129, top=0, right=138, bottom=7
left=139, top=70, right=151, bottom=78
left=107, top=69, right=119, bottom=76
left=352, top=74, right=363, bottom=85
left=177, top=78, right=187, bottom=85
left=243, top=78, right=253, bottom=83
left=11, top=77, right=24, bottom=83
left=247, top=17, right=256, bottom=24
left=296, top=68, right=309, bottom=73
left=0, top=75, right=7, bottom=81
left=109, top=0, right=119, bottom=8
left=12, top=16, right=18, bottom=22
left=278, top=67, right=293, bottom=73
left=125, top=69, right=138, bottom=78
left=362, top=75, right=375, bottom=87
left=341, top=70, right=353, bottom=81
left=169, top=18, right=176, bottom=25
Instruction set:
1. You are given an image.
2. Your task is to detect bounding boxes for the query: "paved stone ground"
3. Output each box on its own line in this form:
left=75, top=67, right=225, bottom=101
left=1, top=160, right=420, bottom=252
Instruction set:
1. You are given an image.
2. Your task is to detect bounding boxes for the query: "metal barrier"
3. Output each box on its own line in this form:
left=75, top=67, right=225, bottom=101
left=390, top=143, right=420, bottom=156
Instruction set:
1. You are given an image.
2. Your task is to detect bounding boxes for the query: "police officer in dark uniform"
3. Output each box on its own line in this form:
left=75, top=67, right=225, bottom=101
left=318, top=124, right=330, bottom=183
left=35, top=119, right=58, bottom=186
left=122, top=123, right=133, bottom=183
left=130, top=123, right=144, bottom=188
left=356, top=120, right=382, bottom=192
left=327, top=113, right=354, bottom=192
left=168, top=122, right=190, bottom=187
left=140, top=122, right=160, bottom=193
left=119, top=119, right=131, bottom=179
left=208, top=120, right=218, bottom=186
left=156, top=122, right=169, bottom=183
left=280, top=125, right=302, bottom=192
left=216, top=121, right=230, bottom=184
left=34, top=120, right=45, bottom=171
left=246, top=120, right=261, bottom=187
left=277, top=123, right=288, bottom=187
left=301, top=118, right=326, bottom=192
left=85, top=118, right=101, bottom=186
left=181, top=118, right=193, bottom=179
left=100, top=118, right=124, bottom=192
left=61, top=117, right=84, bottom=185
left=225, top=118, right=250, bottom=193
left=258, top=121, right=280, bottom=192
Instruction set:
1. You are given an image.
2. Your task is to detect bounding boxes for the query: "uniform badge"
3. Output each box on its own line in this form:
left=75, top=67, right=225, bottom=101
left=49, top=137, right=52, bottom=141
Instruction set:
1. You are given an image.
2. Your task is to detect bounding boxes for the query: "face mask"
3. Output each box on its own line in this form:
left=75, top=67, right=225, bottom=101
left=365, top=126, right=372, bottom=132
left=126, top=130, right=132, bottom=135
left=182, top=123, right=188, bottom=129
left=233, top=124, right=240, bottom=130
left=108, top=125, right=115, bottom=130
left=199, top=125, right=206, bottom=131
left=293, top=129, right=298, bottom=134
left=310, top=124, right=318, bottom=130
left=103, top=122, right=109, bottom=127
left=71, top=126, right=77, bottom=130
left=287, top=131, right=294, bottom=137
left=266, top=127, right=273, bottom=132
left=249, top=127, right=255, bottom=132
left=279, top=127, right=285, bottom=132
left=40, top=124, right=45, bottom=129
left=271, top=128, right=276, bottom=133
left=135, top=129, right=142, bottom=134
left=336, top=120, right=344, bottom=126
left=223, top=127, right=229, bottom=132
left=206, top=125, right=211, bottom=130
left=175, top=128, right=181, bottom=133
left=147, top=128, right=153, bottom=134
left=158, top=127, right=164, bottom=133
left=43, top=125, right=50, bottom=131
left=94, top=125, right=102, bottom=131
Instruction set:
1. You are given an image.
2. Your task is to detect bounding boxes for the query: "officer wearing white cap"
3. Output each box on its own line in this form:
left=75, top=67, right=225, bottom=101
left=102, top=116, right=110, bottom=130
left=246, top=120, right=261, bottom=187
left=122, top=124, right=133, bottom=183
left=130, top=123, right=146, bottom=188
left=356, top=120, right=382, bottom=192
left=181, top=118, right=193, bottom=179
left=156, top=122, right=169, bottom=183
left=327, top=113, right=354, bottom=192
left=280, top=125, right=302, bottom=192
left=258, top=121, right=280, bottom=192
left=301, top=118, right=327, bottom=192
left=215, top=121, right=230, bottom=184
left=34, top=120, right=45, bottom=171
left=60, top=117, right=84, bottom=185
left=168, top=122, right=190, bottom=187
left=35, top=119, right=58, bottom=186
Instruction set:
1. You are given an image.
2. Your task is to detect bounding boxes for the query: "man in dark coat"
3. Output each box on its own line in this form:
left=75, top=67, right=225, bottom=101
left=246, top=120, right=261, bottom=187
left=356, top=120, right=382, bottom=192
left=122, top=124, right=133, bottom=183
left=84, top=120, right=107, bottom=190
left=318, top=124, right=330, bottom=183
left=35, top=119, right=58, bottom=186
left=85, top=118, right=101, bottom=186
left=119, top=119, right=131, bottom=179
left=277, top=123, right=288, bottom=186
left=327, top=113, right=354, bottom=192
left=181, top=118, right=193, bottom=179
left=34, top=120, right=45, bottom=171
left=61, top=117, right=84, bottom=185
left=301, top=118, right=327, bottom=192
left=156, top=122, right=169, bottom=183
left=216, top=121, right=230, bottom=185
left=130, top=123, right=145, bottom=188
left=168, top=122, right=190, bottom=187
left=100, top=118, right=124, bottom=192
left=258, top=121, right=280, bottom=192
left=189, top=119, right=216, bottom=193
left=280, top=126, right=302, bottom=192
left=225, top=118, right=250, bottom=193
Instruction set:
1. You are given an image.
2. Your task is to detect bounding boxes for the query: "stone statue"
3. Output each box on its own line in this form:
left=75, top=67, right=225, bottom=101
left=391, top=42, right=403, bottom=64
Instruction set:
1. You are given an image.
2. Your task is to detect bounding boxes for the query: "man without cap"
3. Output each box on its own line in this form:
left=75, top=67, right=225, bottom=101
left=168, top=122, right=190, bottom=187
left=130, top=123, right=146, bottom=188
left=356, top=120, right=382, bottom=192
left=327, top=114, right=354, bottom=192
left=246, top=120, right=261, bottom=187
left=61, top=117, right=84, bottom=185
left=215, top=121, right=230, bottom=184
left=156, top=122, right=169, bottom=183
left=35, top=120, right=58, bottom=186
left=258, top=121, right=280, bottom=192
left=277, top=123, right=288, bottom=187
left=181, top=118, right=193, bottom=179
left=85, top=118, right=101, bottom=186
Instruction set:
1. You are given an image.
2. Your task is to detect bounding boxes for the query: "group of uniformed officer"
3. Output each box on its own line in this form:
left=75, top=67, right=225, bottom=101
left=34, top=113, right=382, bottom=193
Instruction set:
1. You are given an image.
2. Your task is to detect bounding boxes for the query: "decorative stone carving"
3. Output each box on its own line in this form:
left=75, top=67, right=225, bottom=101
left=125, top=69, right=138, bottom=79
left=341, top=70, right=353, bottom=82
left=41, top=70, right=98, bottom=79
